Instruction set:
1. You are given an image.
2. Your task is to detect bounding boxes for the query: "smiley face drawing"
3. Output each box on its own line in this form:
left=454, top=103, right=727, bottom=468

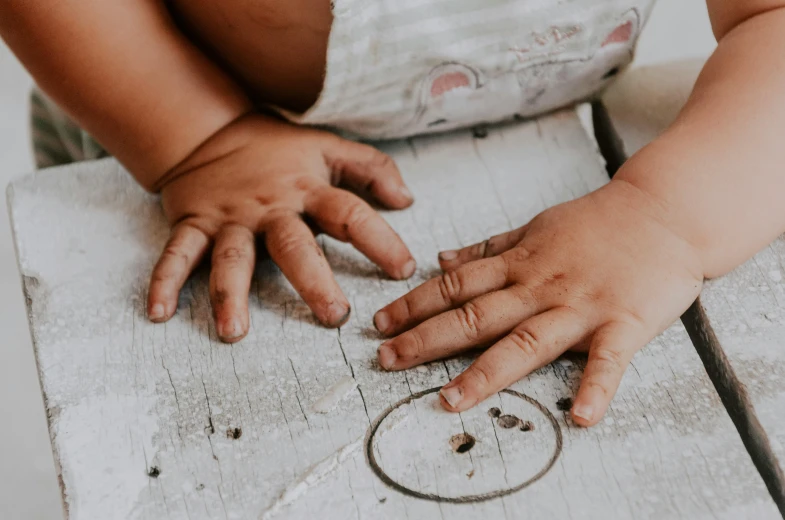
left=365, top=388, right=562, bottom=502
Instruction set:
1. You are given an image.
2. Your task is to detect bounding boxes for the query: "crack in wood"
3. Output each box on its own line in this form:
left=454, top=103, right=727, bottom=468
left=681, top=300, right=785, bottom=518
left=336, top=327, right=372, bottom=425
left=230, top=349, right=254, bottom=414
left=294, top=393, right=311, bottom=430
left=161, top=358, right=181, bottom=414
left=489, top=406, right=511, bottom=487
left=288, top=358, right=311, bottom=428
left=270, top=371, right=299, bottom=453
left=590, top=101, right=627, bottom=179
left=356, top=386, right=373, bottom=426
left=335, top=328, right=354, bottom=379
left=201, top=381, right=215, bottom=436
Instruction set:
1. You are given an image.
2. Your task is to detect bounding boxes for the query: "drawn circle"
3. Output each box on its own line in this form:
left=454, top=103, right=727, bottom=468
left=364, top=388, right=563, bottom=503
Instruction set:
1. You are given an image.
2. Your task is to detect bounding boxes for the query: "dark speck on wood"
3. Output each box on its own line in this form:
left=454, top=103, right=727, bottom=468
left=498, top=415, right=522, bottom=429
left=520, top=420, right=535, bottom=432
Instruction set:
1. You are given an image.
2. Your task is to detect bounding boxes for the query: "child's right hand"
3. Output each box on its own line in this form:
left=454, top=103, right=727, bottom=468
left=146, top=114, right=416, bottom=342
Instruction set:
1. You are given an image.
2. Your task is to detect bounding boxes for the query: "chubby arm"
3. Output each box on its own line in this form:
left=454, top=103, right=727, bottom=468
left=616, top=1, right=785, bottom=279
left=0, top=0, right=251, bottom=190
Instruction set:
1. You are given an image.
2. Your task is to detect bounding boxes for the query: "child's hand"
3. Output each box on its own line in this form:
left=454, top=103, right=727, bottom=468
left=147, top=114, right=416, bottom=342
left=374, top=180, right=704, bottom=427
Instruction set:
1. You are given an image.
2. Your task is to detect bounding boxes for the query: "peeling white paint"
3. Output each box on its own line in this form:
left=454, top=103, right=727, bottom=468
left=259, top=438, right=362, bottom=520
left=311, top=375, right=358, bottom=414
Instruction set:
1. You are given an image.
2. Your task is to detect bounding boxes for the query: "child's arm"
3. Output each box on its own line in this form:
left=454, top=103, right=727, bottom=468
left=373, top=1, right=785, bottom=426
left=618, top=2, right=785, bottom=280
left=1, top=0, right=250, bottom=189
left=1, top=1, right=416, bottom=340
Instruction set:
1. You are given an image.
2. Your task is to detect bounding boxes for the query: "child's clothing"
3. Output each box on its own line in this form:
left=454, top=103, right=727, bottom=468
left=31, top=0, right=654, bottom=167
left=30, top=90, right=106, bottom=169
left=282, top=0, right=655, bottom=139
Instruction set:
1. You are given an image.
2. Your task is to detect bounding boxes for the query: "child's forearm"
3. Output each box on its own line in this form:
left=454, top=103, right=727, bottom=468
left=615, top=3, right=785, bottom=279
left=0, top=0, right=252, bottom=190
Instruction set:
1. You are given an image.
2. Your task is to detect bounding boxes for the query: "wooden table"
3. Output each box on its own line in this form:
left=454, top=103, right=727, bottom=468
left=8, top=63, right=784, bottom=519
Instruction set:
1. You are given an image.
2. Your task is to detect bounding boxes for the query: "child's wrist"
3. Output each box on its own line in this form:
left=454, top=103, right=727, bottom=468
left=147, top=110, right=254, bottom=193
left=132, top=106, right=252, bottom=193
left=603, top=176, right=708, bottom=280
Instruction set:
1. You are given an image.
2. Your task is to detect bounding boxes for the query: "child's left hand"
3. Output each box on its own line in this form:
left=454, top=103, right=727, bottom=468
left=374, top=179, right=705, bottom=427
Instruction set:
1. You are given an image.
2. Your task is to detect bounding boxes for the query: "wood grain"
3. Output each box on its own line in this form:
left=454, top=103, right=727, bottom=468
left=8, top=108, right=777, bottom=519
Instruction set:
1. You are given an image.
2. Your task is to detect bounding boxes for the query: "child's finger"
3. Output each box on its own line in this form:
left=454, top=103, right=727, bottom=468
left=438, top=226, right=528, bottom=271
left=570, top=322, right=641, bottom=427
left=377, top=287, right=537, bottom=371
left=325, top=140, right=414, bottom=209
left=264, top=213, right=351, bottom=328
left=306, top=187, right=416, bottom=281
left=147, top=222, right=210, bottom=322
left=209, top=224, right=256, bottom=343
left=437, top=306, right=590, bottom=412
left=373, top=256, right=509, bottom=336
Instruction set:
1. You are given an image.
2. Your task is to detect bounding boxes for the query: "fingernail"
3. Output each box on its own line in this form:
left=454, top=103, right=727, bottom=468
left=327, top=302, right=351, bottom=327
left=572, top=403, right=594, bottom=422
left=399, top=186, right=413, bottom=201
left=220, top=318, right=243, bottom=340
left=439, top=250, right=458, bottom=262
left=374, top=311, right=391, bottom=334
left=400, top=259, right=416, bottom=279
left=440, top=385, right=464, bottom=409
left=149, top=303, right=166, bottom=321
left=378, top=343, right=397, bottom=370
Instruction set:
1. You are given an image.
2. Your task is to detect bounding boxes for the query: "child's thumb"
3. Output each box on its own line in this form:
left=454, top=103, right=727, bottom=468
left=572, top=322, right=640, bottom=427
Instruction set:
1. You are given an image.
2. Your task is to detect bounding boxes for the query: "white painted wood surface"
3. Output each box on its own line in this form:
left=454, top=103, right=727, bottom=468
left=8, top=108, right=777, bottom=519
left=604, top=60, right=785, bottom=469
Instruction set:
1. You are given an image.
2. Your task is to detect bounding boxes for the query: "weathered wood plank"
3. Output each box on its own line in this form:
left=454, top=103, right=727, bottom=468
left=603, top=59, right=785, bottom=510
left=8, top=107, right=777, bottom=519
